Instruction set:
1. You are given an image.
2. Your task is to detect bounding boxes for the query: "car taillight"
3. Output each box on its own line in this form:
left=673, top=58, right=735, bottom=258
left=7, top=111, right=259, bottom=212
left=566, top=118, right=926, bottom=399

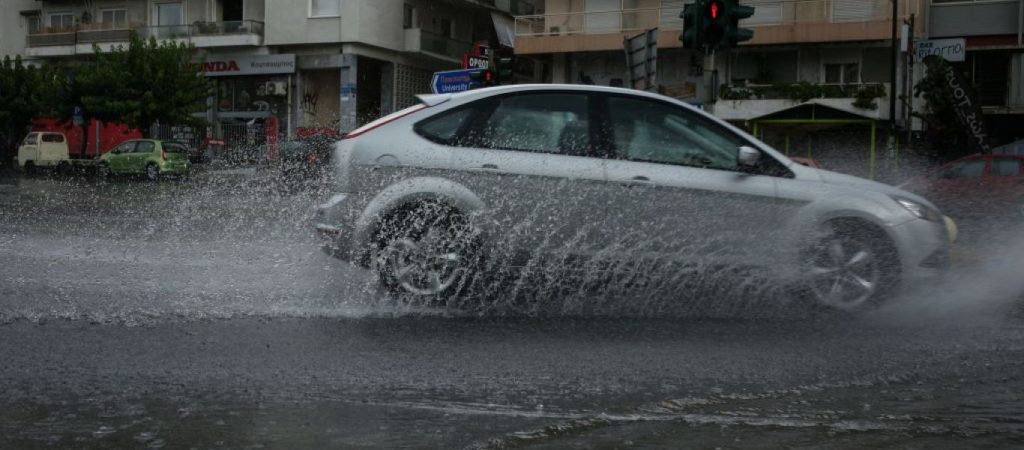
left=343, top=104, right=427, bottom=140
left=161, top=150, right=167, bottom=160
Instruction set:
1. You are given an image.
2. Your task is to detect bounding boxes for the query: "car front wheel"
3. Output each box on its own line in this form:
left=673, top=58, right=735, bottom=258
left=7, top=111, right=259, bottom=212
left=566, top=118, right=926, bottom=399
left=802, top=222, right=899, bottom=311
left=145, top=164, right=159, bottom=182
left=372, top=203, right=480, bottom=301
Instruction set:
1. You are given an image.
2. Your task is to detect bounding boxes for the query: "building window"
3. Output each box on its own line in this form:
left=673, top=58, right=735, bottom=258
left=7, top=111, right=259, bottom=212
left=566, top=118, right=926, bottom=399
left=310, top=0, right=340, bottom=17
left=824, top=63, right=859, bottom=84
left=48, top=11, right=74, bottom=30
left=100, top=8, right=127, bottom=27
left=155, top=2, right=183, bottom=26
left=26, top=14, right=41, bottom=34
left=439, top=18, right=454, bottom=39
left=403, top=4, right=416, bottom=29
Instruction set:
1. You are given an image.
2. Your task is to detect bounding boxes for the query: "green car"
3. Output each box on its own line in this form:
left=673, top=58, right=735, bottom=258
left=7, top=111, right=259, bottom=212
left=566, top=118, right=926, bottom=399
left=97, top=139, right=192, bottom=181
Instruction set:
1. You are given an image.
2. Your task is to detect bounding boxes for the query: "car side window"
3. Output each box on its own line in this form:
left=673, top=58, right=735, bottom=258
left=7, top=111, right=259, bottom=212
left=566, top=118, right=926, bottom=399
left=135, top=141, right=155, bottom=153
left=992, top=158, right=1021, bottom=177
left=937, top=160, right=985, bottom=179
left=476, top=94, right=591, bottom=156
left=607, top=96, right=748, bottom=171
left=23, top=134, right=38, bottom=145
left=415, top=105, right=478, bottom=145
left=42, top=134, right=64, bottom=143
left=114, top=142, right=135, bottom=153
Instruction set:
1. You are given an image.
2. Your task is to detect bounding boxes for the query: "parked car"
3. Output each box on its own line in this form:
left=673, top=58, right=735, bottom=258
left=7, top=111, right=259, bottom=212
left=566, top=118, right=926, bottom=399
left=314, top=85, right=953, bottom=311
left=275, top=135, right=336, bottom=190
left=901, top=154, right=1024, bottom=220
left=15, top=132, right=94, bottom=174
left=97, top=139, right=192, bottom=181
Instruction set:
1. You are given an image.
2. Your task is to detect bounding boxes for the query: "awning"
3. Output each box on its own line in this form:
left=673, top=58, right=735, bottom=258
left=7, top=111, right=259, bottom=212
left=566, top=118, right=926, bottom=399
left=492, top=12, right=515, bottom=48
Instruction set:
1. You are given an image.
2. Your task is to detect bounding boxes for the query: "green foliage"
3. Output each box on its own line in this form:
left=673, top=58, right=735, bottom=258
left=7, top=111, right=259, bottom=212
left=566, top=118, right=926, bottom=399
left=0, top=56, right=49, bottom=163
left=718, top=82, right=886, bottom=109
left=913, top=57, right=970, bottom=158
left=76, top=34, right=213, bottom=137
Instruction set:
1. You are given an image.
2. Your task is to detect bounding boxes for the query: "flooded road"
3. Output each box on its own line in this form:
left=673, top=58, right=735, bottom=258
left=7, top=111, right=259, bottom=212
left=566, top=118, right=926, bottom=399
left=2, top=171, right=1023, bottom=448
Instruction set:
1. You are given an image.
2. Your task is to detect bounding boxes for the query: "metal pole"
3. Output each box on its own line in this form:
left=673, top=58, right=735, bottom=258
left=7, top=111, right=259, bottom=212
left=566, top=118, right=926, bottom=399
left=890, top=0, right=899, bottom=136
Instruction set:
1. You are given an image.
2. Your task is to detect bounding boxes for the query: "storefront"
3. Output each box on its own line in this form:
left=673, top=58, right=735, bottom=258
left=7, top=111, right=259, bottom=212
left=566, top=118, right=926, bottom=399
left=197, top=53, right=296, bottom=157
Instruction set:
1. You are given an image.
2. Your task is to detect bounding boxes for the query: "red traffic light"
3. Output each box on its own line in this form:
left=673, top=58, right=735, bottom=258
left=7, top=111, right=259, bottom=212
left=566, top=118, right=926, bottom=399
left=709, top=1, right=719, bottom=19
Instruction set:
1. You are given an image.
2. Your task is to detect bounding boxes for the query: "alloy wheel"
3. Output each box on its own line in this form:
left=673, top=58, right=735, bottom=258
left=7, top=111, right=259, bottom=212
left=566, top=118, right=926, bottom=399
left=806, top=236, right=881, bottom=310
left=379, top=226, right=470, bottom=296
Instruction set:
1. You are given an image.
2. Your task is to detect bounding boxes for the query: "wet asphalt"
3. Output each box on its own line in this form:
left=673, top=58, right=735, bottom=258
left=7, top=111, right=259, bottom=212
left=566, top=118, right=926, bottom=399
left=1, top=168, right=1023, bottom=449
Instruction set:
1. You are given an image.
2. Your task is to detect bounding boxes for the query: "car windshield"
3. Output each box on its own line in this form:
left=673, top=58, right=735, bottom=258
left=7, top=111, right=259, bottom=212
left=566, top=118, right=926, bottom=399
left=3, top=5, right=1024, bottom=450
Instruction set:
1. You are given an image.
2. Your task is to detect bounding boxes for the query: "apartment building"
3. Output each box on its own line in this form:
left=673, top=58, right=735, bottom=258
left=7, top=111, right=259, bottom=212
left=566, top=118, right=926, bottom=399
left=514, top=0, right=927, bottom=179
left=11, top=0, right=524, bottom=137
left=927, top=0, right=1024, bottom=148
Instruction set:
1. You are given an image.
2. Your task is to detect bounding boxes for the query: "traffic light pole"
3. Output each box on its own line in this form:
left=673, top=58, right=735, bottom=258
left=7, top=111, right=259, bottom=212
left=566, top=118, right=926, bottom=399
left=709, top=49, right=718, bottom=104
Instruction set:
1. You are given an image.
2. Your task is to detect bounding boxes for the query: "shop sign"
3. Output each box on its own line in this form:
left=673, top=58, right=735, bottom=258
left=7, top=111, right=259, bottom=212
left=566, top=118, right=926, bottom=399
left=197, top=54, right=296, bottom=77
left=916, top=38, right=965, bottom=62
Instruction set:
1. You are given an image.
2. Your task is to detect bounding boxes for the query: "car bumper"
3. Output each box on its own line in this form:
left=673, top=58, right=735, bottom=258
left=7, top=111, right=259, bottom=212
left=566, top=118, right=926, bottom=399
left=889, top=215, right=955, bottom=284
left=314, top=193, right=358, bottom=262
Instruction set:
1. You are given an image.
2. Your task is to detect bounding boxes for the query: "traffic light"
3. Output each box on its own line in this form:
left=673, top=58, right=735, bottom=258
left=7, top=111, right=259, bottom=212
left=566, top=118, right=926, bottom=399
left=493, top=48, right=515, bottom=85
left=726, top=2, right=755, bottom=47
left=469, top=69, right=494, bottom=87
left=679, top=1, right=704, bottom=49
left=702, top=0, right=726, bottom=49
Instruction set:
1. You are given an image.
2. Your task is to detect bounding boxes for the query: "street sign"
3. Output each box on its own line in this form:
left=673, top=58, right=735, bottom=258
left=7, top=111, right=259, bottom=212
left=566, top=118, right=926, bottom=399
left=624, top=29, right=658, bottom=92
left=430, top=68, right=490, bottom=94
left=463, top=55, right=489, bottom=70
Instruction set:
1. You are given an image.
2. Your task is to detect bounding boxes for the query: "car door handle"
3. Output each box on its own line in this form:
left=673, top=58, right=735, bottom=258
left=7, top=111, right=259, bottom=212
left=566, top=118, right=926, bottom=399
left=476, top=164, right=504, bottom=172
left=623, top=176, right=653, bottom=186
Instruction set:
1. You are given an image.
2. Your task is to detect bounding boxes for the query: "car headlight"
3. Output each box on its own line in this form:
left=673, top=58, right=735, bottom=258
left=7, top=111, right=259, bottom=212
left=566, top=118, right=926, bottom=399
left=894, top=197, right=942, bottom=222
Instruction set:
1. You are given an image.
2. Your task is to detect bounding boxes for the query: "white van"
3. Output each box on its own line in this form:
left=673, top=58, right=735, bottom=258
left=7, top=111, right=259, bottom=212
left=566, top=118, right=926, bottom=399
left=16, top=132, right=71, bottom=173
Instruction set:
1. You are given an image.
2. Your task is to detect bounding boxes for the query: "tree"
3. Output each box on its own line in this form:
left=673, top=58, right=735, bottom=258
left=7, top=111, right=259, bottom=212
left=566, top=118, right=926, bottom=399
left=913, top=57, right=971, bottom=160
left=77, top=34, right=213, bottom=137
left=0, top=56, right=48, bottom=167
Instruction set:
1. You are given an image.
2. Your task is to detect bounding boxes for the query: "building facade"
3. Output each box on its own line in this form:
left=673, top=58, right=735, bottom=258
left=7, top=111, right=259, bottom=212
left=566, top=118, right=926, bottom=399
left=927, top=0, right=1024, bottom=149
left=9, top=0, right=526, bottom=142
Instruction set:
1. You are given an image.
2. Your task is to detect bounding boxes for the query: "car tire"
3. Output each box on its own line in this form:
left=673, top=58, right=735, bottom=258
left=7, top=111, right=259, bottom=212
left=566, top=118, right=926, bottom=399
left=371, top=202, right=481, bottom=304
left=801, top=221, right=899, bottom=312
left=23, top=161, right=35, bottom=175
left=145, top=164, right=159, bottom=182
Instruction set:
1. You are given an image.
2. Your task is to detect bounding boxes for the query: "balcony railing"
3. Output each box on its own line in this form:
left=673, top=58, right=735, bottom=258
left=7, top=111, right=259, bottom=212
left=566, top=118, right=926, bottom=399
left=514, top=0, right=917, bottom=37
left=26, top=20, right=264, bottom=47
left=405, top=28, right=473, bottom=62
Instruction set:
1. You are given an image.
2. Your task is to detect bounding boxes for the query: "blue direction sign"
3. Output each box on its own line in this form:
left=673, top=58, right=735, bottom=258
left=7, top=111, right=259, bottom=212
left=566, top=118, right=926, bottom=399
left=430, top=68, right=488, bottom=94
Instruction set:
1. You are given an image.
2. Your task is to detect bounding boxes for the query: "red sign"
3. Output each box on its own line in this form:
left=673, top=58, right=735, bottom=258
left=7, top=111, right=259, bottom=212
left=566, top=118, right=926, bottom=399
left=198, top=61, right=241, bottom=73
left=265, top=116, right=280, bottom=161
left=463, top=54, right=489, bottom=70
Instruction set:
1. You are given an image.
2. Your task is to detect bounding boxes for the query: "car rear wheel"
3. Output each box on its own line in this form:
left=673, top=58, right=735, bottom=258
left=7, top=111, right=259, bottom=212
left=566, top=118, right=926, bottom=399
left=23, top=161, right=35, bottom=175
left=145, top=164, right=159, bottom=182
left=372, top=203, right=480, bottom=301
left=802, top=222, right=899, bottom=311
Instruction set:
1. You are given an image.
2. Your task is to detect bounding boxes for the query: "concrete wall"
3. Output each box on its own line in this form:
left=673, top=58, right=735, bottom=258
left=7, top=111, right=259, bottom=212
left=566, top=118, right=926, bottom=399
left=243, top=0, right=265, bottom=21
left=0, top=1, right=41, bottom=59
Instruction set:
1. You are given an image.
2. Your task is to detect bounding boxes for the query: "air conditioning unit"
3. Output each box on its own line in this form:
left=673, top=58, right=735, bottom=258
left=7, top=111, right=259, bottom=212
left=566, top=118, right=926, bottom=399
left=264, top=81, right=288, bottom=96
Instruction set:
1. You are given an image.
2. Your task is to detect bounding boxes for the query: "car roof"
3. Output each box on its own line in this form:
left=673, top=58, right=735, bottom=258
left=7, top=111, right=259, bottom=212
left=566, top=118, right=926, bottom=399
left=421, top=83, right=692, bottom=105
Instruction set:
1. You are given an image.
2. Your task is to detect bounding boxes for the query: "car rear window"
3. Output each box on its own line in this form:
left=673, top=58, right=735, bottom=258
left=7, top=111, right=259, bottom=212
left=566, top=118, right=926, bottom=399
left=164, top=143, right=188, bottom=153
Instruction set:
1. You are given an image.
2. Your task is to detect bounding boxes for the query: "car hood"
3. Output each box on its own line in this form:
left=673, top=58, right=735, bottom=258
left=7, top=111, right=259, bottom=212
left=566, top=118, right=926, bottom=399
left=807, top=167, right=938, bottom=208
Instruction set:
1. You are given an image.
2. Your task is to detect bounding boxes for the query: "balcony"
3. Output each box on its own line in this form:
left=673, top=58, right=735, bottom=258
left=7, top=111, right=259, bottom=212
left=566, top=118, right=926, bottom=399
left=513, top=0, right=924, bottom=54
left=404, top=28, right=473, bottom=63
left=25, top=20, right=264, bottom=57
left=710, top=82, right=892, bottom=121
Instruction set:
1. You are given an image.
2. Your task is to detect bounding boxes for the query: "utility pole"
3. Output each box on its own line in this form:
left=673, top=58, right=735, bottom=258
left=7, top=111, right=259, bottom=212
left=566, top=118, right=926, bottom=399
left=889, top=0, right=899, bottom=152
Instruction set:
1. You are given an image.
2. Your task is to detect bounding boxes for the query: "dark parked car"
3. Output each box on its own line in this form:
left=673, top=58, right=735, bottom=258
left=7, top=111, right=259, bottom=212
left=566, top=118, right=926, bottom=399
left=901, top=154, right=1024, bottom=220
left=275, top=135, right=337, bottom=190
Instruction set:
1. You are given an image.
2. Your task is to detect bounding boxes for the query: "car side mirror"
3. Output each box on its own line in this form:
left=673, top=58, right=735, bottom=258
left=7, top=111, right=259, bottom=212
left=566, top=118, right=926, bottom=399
left=737, top=146, right=762, bottom=168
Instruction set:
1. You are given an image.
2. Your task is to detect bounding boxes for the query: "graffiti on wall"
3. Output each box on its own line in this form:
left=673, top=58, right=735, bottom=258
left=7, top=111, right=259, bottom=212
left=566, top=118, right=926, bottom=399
left=303, top=90, right=320, bottom=116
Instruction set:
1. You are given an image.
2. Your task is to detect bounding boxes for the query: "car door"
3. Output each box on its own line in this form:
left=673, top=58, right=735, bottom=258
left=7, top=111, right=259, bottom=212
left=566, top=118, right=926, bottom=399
left=40, top=133, right=68, bottom=164
left=925, top=156, right=988, bottom=218
left=600, top=94, right=783, bottom=267
left=18, top=133, right=40, bottom=166
left=129, top=141, right=157, bottom=173
left=443, top=91, right=611, bottom=264
left=108, top=141, right=136, bottom=173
